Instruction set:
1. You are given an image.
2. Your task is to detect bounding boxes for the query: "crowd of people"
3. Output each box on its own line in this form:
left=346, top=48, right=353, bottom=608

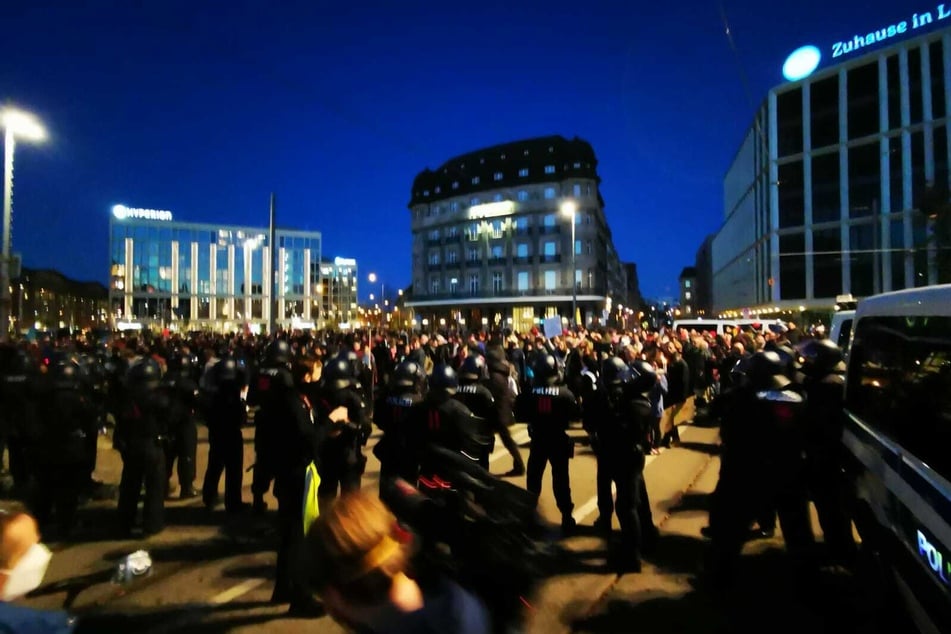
left=0, top=319, right=855, bottom=632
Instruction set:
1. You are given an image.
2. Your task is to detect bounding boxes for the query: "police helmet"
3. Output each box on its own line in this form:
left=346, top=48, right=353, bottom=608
left=50, top=360, right=81, bottom=390
left=629, top=360, right=657, bottom=394
left=747, top=350, right=791, bottom=391
left=322, top=357, right=354, bottom=391
left=128, top=358, right=161, bottom=388
left=600, top=356, right=632, bottom=387
left=265, top=339, right=292, bottom=366
left=458, top=354, right=487, bottom=383
left=339, top=350, right=362, bottom=379
left=797, top=339, right=844, bottom=378
left=213, top=357, right=243, bottom=387
left=166, top=352, right=193, bottom=375
left=531, top=354, right=560, bottom=387
left=429, top=363, right=459, bottom=394
left=730, top=356, right=752, bottom=388
left=392, top=360, right=423, bottom=389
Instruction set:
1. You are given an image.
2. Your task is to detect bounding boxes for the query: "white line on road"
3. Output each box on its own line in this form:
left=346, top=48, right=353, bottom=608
left=571, top=452, right=659, bottom=524
left=209, top=578, right=267, bottom=605
left=488, top=426, right=530, bottom=464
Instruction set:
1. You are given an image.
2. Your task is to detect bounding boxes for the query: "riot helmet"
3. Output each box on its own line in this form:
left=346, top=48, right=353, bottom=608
left=322, top=357, right=354, bottom=391
left=629, top=360, right=657, bottom=394
left=531, top=354, right=560, bottom=387
left=429, top=363, right=459, bottom=394
left=458, top=354, right=487, bottom=384
left=391, top=360, right=423, bottom=389
left=128, top=358, right=162, bottom=389
left=746, top=350, right=791, bottom=391
left=265, top=339, right=292, bottom=366
left=600, top=356, right=632, bottom=387
left=50, top=359, right=81, bottom=391
left=797, top=338, right=844, bottom=378
left=166, top=351, right=193, bottom=375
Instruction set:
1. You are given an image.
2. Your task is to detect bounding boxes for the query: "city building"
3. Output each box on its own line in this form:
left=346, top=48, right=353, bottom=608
left=11, top=267, right=108, bottom=333
left=406, top=135, right=629, bottom=332
left=678, top=266, right=697, bottom=316
left=693, top=234, right=714, bottom=316
left=713, top=22, right=951, bottom=316
left=621, top=262, right=643, bottom=310
left=317, top=257, right=359, bottom=328
left=108, top=205, right=324, bottom=331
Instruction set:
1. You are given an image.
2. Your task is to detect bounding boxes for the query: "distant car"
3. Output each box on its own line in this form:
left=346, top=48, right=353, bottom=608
left=842, top=284, right=951, bottom=633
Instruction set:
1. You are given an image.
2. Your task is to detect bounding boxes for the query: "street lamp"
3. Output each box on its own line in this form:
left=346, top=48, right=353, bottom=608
left=1, top=108, right=46, bottom=340
left=560, top=199, right=577, bottom=326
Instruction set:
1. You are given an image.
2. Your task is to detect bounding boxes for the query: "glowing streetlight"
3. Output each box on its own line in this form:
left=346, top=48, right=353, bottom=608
left=560, top=199, right=577, bottom=326
left=1, top=107, right=46, bottom=339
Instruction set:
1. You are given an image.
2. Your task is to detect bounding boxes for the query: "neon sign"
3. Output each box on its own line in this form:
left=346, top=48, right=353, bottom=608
left=112, top=205, right=173, bottom=222
left=784, top=4, right=951, bottom=81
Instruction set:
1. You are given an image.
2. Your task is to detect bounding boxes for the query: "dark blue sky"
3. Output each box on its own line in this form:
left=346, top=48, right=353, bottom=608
left=0, top=0, right=908, bottom=300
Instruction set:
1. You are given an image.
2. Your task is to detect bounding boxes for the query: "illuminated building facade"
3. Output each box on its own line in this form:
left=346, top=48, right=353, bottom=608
left=406, top=135, right=628, bottom=332
left=317, top=257, right=359, bottom=327
left=714, top=24, right=951, bottom=316
left=108, top=205, right=323, bottom=331
left=11, top=268, right=108, bottom=333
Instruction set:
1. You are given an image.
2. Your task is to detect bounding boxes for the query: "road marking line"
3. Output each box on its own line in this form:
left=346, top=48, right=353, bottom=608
left=488, top=426, right=530, bottom=464
left=571, top=452, right=659, bottom=524
left=210, top=578, right=267, bottom=605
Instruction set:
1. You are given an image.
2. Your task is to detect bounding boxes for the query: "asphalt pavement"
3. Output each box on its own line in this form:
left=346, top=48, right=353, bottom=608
left=14, top=398, right=906, bottom=633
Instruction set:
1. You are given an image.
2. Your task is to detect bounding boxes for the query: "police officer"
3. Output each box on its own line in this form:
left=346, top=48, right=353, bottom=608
left=453, top=354, right=497, bottom=469
left=373, top=359, right=425, bottom=493
left=706, top=351, right=814, bottom=583
left=416, top=363, right=492, bottom=477
left=516, top=353, right=580, bottom=534
left=312, top=355, right=372, bottom=503
left=161, top=352, right=200, bottom=499
left=32, top=359, right=97, bottom=538
left=799, top=338, right=856, bottom=565
left=0, top=346, right=38, bottom=498
left=247, top=339, right=294, bottom=513
left=201, top=356, right=248, bottom=513
left=115, top=358, right=169, bottom=536
left=587, top=357, right=658, bottom=570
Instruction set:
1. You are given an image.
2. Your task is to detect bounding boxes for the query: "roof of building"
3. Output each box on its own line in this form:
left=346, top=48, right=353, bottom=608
left=679, top=266, right=697, bottom=280
left=409, top=135, right=600, bottom=206
left=16, top=267, right=108, bottom=299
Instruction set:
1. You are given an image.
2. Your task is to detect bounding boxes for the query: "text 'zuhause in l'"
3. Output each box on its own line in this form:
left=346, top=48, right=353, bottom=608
left=832, top=3, right=951, bottom=59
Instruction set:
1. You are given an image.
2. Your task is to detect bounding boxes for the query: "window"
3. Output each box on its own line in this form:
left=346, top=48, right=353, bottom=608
left=517, top=271, right=529, bottom=290
left=465, top=223, right=479, bottom=241
left=778, top=160, right=805, bottom=228
left=779, top=232, right=806, bottom=300
left=492, top=193, right=503, bottom=202
left=814, top=227, right=842, bottom=298
left=573, top=162, right=581, bottom=169
left=469, top=274, right=480, bottom=295
left=575, top=269, right=582, bottom=289
left=449, top=277, right=459, bottom=294
left=472, top=176, right=480, bottom=185
left=435, top=186, right=441, bottom=194
left=428, top=251, right=440, bottom=266
left=446, top=226, right=458, bottom=239
left=518, top=168, right=529, bottom=177
left=516, top=243, right=528, bottom=257
left=517, top=190, right=528, bottom=201
left=490, top=221, right=504, bottom=239
left=812, top=152, right=841, bottom=223
left=450, top=201, right=459, bottom=212
left=544, top=187, right=556, bottom=199
left=544, top=165, right=556, bottom=174
left=572, top=184, right=582, bottom=197
left=428, top=229, right=440, bottom=241
left=685, top=291, right=692, bottom=300
left=585, top=240, right=592, bottom=255
left=467, top=247, right=480, bottom=262
left=543, top=214, right=556, bottom=227
left=810, top=76, right=839, bottom=149
left=848, top=62, right=880, bottom=139
left=848, top=143, right=880, bottom=219
left=447, top=250, right=458, bottom=264
left=423, top=190, right=430, bottom=197
left=887, top=55, right=901, bottom=131
left=430, top=278, right=440, bottom=294
left=516, top=217, right=529, bottom=232
left=543, top=241, right=556, bottom=256
left=491, top=245, right=503, bottom=259
left=685, top=280, right=692, bottom=288
left=494, top=172, right=503, bottom=181
left=544, top=271, right=557, bottom=290
left=452, top=181, right=459, bottom=190
left=470, top=197, right=481, bottom=206
left=575, top=240, right=581, bottom=255
left=846, top=315, right=951, bottom=483
left=777, top=88, right=803, bottom=157
left=492, top=272, right=503, bottom=292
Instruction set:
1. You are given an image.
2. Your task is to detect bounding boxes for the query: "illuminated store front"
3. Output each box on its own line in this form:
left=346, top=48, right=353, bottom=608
left=108, top=205, right=323, bottom=331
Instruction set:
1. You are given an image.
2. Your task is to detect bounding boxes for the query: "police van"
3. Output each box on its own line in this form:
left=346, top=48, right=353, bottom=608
left=842, top=284, right=951, bottom=633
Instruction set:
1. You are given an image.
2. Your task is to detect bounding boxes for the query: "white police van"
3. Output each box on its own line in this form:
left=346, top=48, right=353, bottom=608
left=843, top=284, right=951, bottom=633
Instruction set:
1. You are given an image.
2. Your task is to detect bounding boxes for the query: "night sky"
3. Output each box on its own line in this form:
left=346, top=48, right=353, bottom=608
left=0, top=0, right=912, bottom=301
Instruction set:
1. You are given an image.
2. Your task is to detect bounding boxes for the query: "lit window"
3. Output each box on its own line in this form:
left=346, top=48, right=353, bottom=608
left=452, top=181, right=459, bottom=190
left=516, top=243, right=528, bottom=257
left=428, top=252, right=440, bottom=265
left=469, top=274, right=480, bottom=294
left=544, top=241, right=556, bottom=256
left=685, top=280, right=692, bottom=288
left=494, top=172, right=503, bottom=181
left=435, top=186, right=441, bottom=194
left=492, top=272, right=504, bottom=292
left=544, top=187, right=556, bottom=199
left=423, top=190, right=430, bottom=196
left=431, top=278, right=440, bottom=293
left=517, top=271, right=529, bottom=290
left=470, top=197, right=480, bottom=206
left=573, top=162, right=581, bottom=168
left=450, top=201, right=459, bottom=212
left=544, top=165, right=555, bottom=174
left=447, top=250, right=458, bottom=264
left=517, top=190, right=528, bottom=201
left=523, top=149, right=529, bottom=156
left=685, top=291, right=692, bottom=300
left=491, top=245, right=503, bottom=259
left=518, top=168, right=529, bottom=177
left=572, top=184, right=581, bottom=197
left=575, top=240, right=581, bottom=255
left=544, top=271, right=557, bottom=289
left=543, top=214, right=556, bottom=227
left=492, top=193, right=503, bottom=202
left=449, top=277, right=459, bottom=293
left=472, top=176, right=480, bottom=185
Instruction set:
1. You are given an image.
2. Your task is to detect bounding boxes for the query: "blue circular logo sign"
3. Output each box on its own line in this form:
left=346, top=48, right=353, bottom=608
left=783, top=45, right=822, bottom=81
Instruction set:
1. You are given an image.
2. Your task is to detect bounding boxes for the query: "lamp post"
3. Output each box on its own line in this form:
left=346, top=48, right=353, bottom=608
left=1, top=108, right=46, bottom=341
left=560, top=199, right=577, bottom=326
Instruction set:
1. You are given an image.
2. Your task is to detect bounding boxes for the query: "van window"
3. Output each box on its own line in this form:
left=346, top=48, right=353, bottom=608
left=836, top=319, right=853, bottom=350
left=846, top=316, right=951, bottom=482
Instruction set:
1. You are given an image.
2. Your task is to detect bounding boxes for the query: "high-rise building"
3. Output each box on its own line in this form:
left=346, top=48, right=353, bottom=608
left=406, top=135, right=627, bottom=332
left=108, top=205, right=323, bottom=331
left=317, top=257, right=359, bottom=327
left=713, top=24, right=951, bottom=316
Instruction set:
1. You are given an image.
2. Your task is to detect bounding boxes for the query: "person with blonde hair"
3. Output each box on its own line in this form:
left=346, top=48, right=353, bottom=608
left=306, top=490, right=489, bottom=634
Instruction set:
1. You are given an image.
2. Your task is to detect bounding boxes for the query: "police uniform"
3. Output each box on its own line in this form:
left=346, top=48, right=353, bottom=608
left=454, top=355, right=497, bottom=469
left=516, top=354, right=580, bottom=532
left=247, top=340, right=295, bottom=513
left=201, top=357, right=248, bottom=512
left=373, top=361, right=426, bottom=493
left=160, top=355, right=200, bottom=499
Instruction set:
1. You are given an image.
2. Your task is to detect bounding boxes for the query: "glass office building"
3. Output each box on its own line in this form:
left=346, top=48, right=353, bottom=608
left=108, top=206, right=322, bottom=331
left=713, top=25, right=951, bottom=315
